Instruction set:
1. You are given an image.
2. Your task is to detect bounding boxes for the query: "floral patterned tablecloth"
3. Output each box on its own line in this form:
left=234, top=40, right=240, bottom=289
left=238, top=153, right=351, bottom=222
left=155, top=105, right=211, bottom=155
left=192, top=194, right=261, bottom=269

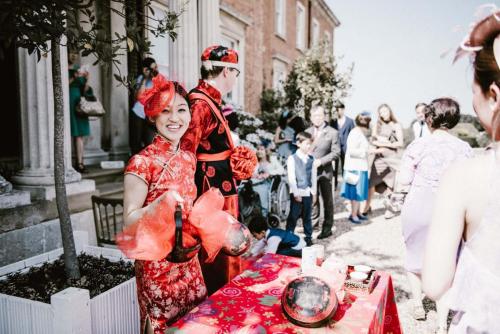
left=168, top=253, right=401, bottom=334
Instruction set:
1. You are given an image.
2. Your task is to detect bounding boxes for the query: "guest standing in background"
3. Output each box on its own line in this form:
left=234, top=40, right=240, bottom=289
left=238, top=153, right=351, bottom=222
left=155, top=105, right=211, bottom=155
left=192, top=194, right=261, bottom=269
left=68, top=51, right=91, bottom=173
left=364, top=103, right=404, bottom=218
left=274, top=110, right=295, bottom=162
left=331, top=103, right=355, bottom=187
left=129, top=57, right=158, bottom=154
left=399, top=98, right=472, bottom=330
left=340, top=112, right=372, bottom=224
left=306, top=103, right=340, bottom=239
left=411, top=102, right=431, bottom=141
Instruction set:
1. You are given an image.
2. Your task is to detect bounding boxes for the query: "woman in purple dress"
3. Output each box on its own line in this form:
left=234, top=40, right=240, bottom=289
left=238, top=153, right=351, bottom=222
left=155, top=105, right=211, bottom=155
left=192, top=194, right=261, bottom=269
left=399, top=98, right=473, bottom=330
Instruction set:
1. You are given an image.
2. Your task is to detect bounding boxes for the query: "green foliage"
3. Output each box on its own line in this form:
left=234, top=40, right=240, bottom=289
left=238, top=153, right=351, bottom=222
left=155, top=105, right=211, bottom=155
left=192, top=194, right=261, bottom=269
left=0, top=0, right=180, bottom=87
left=259, top=88, right=283, bottom=133
left=283, top=40, right=353, bottom=120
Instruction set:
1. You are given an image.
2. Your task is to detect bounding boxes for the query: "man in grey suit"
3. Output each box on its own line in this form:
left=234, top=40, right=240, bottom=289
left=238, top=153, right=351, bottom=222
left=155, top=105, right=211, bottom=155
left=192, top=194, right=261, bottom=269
left=306, top=104, right=340, bottom=239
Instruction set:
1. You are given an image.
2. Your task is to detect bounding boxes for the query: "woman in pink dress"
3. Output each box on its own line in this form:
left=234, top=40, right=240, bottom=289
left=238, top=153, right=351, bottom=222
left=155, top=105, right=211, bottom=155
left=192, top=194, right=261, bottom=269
left=399, top=98, right=472, bottom=330
left=423, top=8, right=500, bottom=334
left=122, top=74, right=207, bottom=333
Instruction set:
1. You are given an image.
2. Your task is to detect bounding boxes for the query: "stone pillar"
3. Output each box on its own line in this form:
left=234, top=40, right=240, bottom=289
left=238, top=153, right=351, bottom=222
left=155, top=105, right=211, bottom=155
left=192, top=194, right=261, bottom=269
left=198, top=0, right=221, bottom=53
left=79, top=4, right=109, bottom=165
left=103, top=1, right=129, bottom=161
left=11, top=46, right=95, bottom=201
left=169, top=0, right=199, bottom=89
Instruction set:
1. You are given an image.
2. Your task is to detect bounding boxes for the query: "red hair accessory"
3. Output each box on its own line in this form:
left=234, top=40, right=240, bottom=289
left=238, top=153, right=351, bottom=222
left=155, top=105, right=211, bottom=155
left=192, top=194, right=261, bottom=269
left=230, top=146, right=258, bottom=181
left=137, top=74, right=175, bottom=118
left=201, top=45, right=239, bottom=71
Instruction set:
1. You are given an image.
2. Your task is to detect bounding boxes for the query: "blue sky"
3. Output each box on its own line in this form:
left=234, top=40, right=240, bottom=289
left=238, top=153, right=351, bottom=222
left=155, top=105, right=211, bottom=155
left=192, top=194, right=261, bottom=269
left=325, top=0, right=489, bottom=127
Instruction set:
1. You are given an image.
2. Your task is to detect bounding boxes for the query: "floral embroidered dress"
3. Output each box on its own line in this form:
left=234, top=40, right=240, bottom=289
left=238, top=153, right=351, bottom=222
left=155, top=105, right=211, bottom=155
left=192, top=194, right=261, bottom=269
left=125, top=135, right=207, bottom=333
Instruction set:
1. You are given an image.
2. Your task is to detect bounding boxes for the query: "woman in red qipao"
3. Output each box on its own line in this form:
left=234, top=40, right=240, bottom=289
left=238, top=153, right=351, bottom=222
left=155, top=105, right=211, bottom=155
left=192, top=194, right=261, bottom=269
left=122, top=74, right=207, bottom=334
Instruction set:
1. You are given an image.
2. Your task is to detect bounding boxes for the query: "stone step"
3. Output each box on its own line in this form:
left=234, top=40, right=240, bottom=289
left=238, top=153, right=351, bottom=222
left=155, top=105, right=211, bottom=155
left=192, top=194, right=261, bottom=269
left=96, top=182, right=124, bottom=198
left=81, top=165, right=123, bottom=185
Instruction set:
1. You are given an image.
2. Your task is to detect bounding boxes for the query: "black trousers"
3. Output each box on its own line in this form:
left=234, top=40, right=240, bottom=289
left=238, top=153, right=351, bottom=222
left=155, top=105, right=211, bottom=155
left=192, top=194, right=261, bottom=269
left=286, top=195, right=313, bottom=241
left=312, top=176, right=334, bottom=233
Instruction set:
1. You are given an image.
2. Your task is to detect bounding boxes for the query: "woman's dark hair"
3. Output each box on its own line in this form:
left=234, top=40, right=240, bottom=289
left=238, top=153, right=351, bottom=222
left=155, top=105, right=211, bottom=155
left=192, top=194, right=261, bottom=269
left=474, top=35, right=500, bottom=140
left=225, top=112, right=239, bottom=131
left=289, top=115, right=307, bottom=134
left=278, top=111, right=292, bottom=129
left=248, top=215, right=269, bottom=234
left=355, top=113, right=371, bottom=128
left=142, top=57, right=156, bottom=69
left=424, top=98, right=460, bottom=130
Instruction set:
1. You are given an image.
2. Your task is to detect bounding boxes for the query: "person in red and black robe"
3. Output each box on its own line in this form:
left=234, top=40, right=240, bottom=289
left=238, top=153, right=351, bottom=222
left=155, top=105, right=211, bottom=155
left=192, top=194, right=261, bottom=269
left=181, top=45, right=252, bottom=295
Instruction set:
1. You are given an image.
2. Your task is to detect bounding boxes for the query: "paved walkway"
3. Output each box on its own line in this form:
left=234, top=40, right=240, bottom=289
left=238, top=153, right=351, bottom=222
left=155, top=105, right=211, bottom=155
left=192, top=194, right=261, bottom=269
left=298, top=194, right=441, bottom=333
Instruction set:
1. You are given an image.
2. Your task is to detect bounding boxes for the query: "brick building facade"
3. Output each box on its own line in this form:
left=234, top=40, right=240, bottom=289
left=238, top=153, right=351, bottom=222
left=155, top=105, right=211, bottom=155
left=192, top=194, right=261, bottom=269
left=219, top=0, right=340, bottom=115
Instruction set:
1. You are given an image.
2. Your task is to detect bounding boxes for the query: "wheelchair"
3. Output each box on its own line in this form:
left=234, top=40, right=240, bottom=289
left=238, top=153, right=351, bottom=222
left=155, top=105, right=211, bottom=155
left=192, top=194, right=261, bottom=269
left=238, top=174, right=290, bottom=228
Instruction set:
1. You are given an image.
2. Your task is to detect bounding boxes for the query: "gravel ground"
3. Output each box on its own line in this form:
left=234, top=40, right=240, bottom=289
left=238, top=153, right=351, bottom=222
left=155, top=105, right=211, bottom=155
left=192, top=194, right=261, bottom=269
left=292, top=190, right=443, bottom=334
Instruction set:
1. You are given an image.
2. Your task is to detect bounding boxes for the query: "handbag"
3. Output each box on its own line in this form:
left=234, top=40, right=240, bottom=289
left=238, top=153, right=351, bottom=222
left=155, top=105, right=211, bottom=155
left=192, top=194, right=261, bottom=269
left=76, top=95, right=105, bottom=118
left=344, top=170, right=360, bottom=186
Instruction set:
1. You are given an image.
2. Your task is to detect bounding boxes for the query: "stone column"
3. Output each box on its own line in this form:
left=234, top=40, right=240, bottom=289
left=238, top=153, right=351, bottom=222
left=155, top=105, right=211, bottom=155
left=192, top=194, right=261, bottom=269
left=79, top=4, right=109, bottom=165
left=198, top=0, right=221, bottom=53
left=103, top=1, right=129, bottom=161
left=11, top=46, right=94, bottom=201
left=169, top=0, right=199, bottom=89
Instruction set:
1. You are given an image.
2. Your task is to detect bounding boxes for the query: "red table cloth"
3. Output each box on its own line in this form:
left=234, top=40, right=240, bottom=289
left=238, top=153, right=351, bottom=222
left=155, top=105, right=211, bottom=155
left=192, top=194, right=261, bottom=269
left=169, top=253, right=402, bottom=333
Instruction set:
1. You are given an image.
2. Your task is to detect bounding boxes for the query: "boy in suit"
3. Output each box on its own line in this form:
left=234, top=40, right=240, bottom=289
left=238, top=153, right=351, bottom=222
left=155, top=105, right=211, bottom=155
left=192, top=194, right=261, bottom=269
left=248, top=215, right=305, bottom=258
left=286, top=132, right=317, bottom=246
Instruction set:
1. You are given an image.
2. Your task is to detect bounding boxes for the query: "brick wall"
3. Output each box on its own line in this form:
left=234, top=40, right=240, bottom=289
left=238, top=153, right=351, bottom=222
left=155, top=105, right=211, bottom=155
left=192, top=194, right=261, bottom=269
left=220, top=0, right=339, bottom=115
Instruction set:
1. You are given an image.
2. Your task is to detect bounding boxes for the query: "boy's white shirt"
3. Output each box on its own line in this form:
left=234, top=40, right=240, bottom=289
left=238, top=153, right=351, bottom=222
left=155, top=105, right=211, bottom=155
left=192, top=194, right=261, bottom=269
left=287, top=150, right=317, bottom=197
left=250, top=230, right=306, bottom=256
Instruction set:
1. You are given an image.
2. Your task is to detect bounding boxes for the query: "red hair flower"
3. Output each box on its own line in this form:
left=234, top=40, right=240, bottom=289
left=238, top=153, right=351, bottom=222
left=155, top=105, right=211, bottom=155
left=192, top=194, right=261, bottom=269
left=230, top=146, right=258, bottom=181
left=137, top=74, right=175, bottom=118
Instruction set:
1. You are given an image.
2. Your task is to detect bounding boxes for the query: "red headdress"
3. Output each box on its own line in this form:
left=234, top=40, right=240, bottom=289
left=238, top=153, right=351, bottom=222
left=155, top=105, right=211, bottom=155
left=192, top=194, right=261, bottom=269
left=137, top=74, right=176, bottom=118
left=201, top=45, right=239, bottom=71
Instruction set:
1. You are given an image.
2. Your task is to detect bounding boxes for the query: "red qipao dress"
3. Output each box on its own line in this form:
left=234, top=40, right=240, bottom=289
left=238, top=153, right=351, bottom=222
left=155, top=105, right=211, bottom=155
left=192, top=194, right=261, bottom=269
left=181, top=80, right=242, bottom=294
left=125, top=135, right=207, bottom=333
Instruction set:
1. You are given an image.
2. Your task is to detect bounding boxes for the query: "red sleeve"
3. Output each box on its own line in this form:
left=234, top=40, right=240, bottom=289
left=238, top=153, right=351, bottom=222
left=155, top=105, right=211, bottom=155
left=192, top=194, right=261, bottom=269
left=124, top=154, right=151, bottom=186
left=181, top=100, right=218, bottom=154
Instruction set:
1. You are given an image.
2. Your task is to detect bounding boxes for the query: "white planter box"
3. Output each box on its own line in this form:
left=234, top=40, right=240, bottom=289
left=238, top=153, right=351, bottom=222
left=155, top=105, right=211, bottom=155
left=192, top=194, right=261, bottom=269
left=0, top=233, right=139, bottom=334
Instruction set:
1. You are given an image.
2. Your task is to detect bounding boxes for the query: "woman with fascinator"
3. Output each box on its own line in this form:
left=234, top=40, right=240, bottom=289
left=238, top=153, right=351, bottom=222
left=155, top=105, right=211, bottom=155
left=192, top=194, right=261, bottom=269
left=122, top=74, right=207, bottom=333
left=423, top=7, right=500, bottom=333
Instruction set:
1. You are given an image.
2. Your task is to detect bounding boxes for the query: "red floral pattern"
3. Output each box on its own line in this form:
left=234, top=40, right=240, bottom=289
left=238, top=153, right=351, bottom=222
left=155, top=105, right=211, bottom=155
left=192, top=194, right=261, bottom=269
left=222, top=180, right=233, bottom=192
left=170, top=254, right=402, bottom=334
left=125, top=135, right=207, bottom=334
left=206, top=166, right=216, bottom=178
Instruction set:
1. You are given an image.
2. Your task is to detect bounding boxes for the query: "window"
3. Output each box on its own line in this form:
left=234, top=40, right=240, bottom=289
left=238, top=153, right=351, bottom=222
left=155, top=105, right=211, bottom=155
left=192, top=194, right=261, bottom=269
left=147, top=2, right=170, bottom=75
left=220, top=35, right=244, bottom=106
left=312, top=18, right=320, bottom=47
left=296, top=2, right=306, bottom=50
left=275, top=0, right=286, bottom=37
left=324, top=30, right=331, bottom=46
left=272, top=59, right=288, bottom=93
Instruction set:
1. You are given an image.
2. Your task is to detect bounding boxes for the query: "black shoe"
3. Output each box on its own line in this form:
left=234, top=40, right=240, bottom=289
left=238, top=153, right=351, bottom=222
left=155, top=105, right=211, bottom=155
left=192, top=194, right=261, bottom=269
left=305, top=238, right=313, bottom=246
left=75, top=163, right=88, bottom=174
left=317, top=231, right=333, bottom=239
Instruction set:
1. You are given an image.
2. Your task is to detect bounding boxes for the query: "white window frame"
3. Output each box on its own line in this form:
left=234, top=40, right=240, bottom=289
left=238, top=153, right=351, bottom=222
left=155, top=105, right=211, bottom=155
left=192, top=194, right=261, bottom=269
left=147, top=1, right=170, bottom=76
left=220, top=32, right=245, bottom=106
left=312, top=18, right=320, bottom=47
left=324, top=30, right=331, bottom=46
left=296, top=2, right=306, bottom=50
left=275, top=0, right=286, bottom=38
left=272, top=58, right=288, bottom=93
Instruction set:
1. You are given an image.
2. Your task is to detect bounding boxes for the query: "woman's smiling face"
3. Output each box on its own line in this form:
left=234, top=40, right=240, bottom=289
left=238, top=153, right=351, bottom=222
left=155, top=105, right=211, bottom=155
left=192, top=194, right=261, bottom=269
left=152, top=93, right=191, bottom=146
